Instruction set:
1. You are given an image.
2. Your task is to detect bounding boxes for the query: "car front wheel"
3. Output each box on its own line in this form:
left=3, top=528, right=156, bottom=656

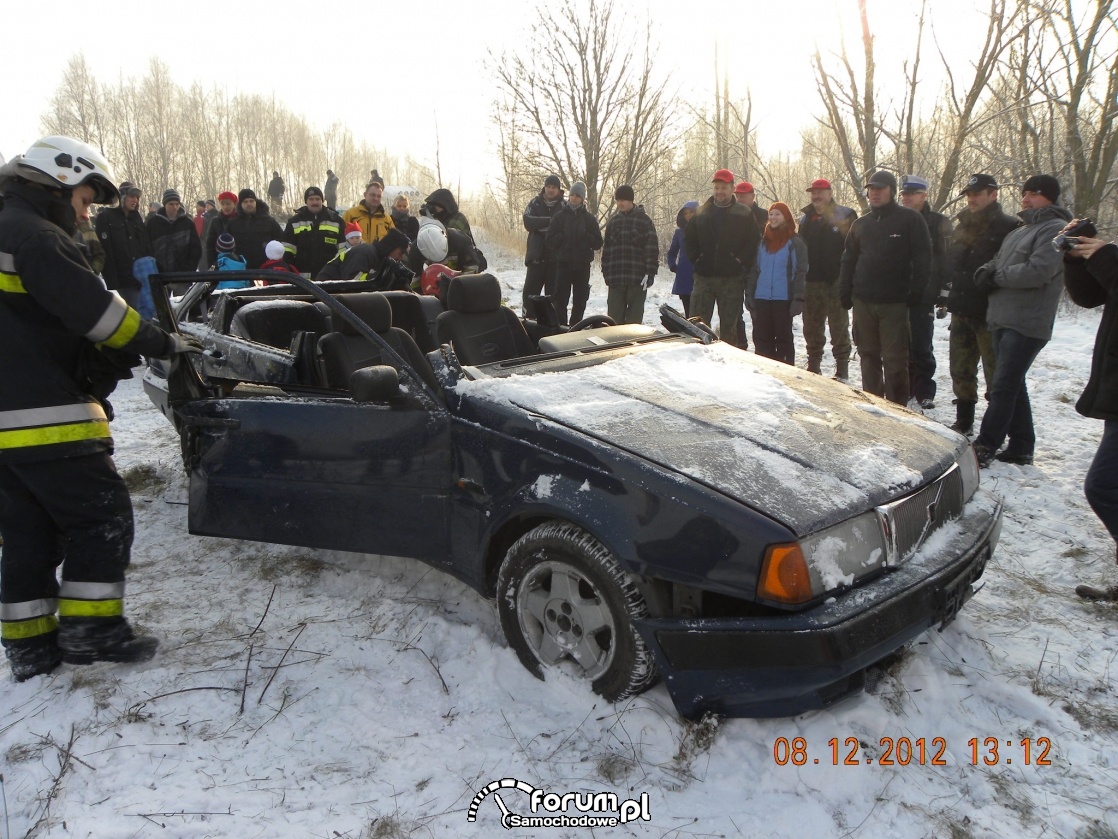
left=497, top=521, right=658, bottom=702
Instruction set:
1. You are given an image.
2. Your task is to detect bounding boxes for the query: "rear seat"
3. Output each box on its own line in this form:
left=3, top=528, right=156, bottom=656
left=229, top=300, right=328, bottom=351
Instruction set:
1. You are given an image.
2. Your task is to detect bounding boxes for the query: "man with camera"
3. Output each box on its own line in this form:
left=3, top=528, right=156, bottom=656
left=971, top=175, right=1072, bottom=467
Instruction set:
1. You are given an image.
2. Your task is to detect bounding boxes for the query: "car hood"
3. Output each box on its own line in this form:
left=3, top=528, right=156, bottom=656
left=457, top=341, right=965, bottom=534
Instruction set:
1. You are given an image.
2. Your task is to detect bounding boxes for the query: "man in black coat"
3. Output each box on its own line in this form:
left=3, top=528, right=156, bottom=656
left=267, top=171, right=285, bottom=214
left=945, top=174, right=1022, bottom=433
left=899, top=175, right=953, bottom=409
left=95, top=181, right=152, bottom=309
left=324, top=170, right=339, bottom=210
left=282, top=186, right=345, bottom=277
left=146, top=189, right=201, bottom=276
left=839, top=171, right=932, bottom=405
left=1064, top=231, right=1118, bottom=599
left=522, top=174, right=565, bottom=311
left=226, top=189, right=284, bottom=269
left=799, top=178, right=856, bottom=379
left=684, top=169, right=761, bottom=342
left=546, top=181, right=603, bottom=325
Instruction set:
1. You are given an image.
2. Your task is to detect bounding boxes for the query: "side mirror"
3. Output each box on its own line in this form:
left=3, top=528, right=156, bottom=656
left=350, top=365, right=401, bottom=402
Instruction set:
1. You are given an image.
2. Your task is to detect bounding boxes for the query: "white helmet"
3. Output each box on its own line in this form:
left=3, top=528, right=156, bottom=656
left=3, top=135, right=119, bottom=205
left=416, top=216, right=449, bottom=262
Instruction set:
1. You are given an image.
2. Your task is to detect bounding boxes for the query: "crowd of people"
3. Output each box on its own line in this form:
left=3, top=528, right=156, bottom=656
left=0, top=131, right=1116, bottom=689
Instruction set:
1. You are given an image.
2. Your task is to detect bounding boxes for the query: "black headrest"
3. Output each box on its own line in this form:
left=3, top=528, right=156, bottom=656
left=446, top=274, right=502, bottom=314
left=334, top=293, right=392, bottom=335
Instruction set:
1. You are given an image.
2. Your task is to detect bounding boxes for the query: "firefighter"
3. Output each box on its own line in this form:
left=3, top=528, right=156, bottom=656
left=0, top=136, right=202, bottom=681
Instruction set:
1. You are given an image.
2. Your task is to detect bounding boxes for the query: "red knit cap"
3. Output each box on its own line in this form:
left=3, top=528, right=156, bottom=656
left=217, top=191, right=237, bottom=203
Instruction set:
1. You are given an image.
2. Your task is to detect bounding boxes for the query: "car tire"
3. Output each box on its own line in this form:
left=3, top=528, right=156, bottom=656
left=497, top=521, right=658, bottom=702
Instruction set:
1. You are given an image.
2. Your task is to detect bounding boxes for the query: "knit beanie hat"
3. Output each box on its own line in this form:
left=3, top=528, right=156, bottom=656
left=162, top=189, right=181, bottom=205
left=614, top=184, right=635, bottom=202
left=304, top=186, right=324, bottom=201
left=374, top=228, right=411, bottom=258
left=217, top=190, right=237, bottom=204
left=265, top=240, right=286, bottom=260
left=570, top=181, right=587, bottom=200
left=544, top=174, right=562, bottom=189
left=1022, top=174, right=1061, bottom=204
left=238, top=188, right=257, bottom=203
left=216, top=233, right=236, bottom=253
left=345, top=221, right=363, bottom=241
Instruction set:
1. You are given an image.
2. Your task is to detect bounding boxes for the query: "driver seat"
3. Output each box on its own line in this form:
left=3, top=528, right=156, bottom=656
left=436, top=274, right=535, bottom=365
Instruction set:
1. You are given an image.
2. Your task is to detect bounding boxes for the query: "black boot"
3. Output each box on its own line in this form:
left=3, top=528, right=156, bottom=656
left=807, top=355, right=822, bottom=374
left=3, top=631, right=62, bottom=682
left=58, top=617, right=158, bottom=665
left=950, top=400, right=976, bottom=435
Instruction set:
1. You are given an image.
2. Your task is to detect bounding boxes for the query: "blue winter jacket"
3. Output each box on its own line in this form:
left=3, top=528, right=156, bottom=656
left=668, top=201, right=698, bottom=295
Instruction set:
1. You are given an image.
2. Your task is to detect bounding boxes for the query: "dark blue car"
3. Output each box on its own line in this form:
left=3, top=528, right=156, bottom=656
left=145, top=271, right=1002, bottom=719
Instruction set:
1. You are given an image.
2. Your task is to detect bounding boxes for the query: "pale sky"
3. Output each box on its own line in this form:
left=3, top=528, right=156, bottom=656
left=0, top=0, right=986, bottom=192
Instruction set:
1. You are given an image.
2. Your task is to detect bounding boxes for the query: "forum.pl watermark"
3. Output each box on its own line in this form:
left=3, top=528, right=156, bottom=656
left=467, top=777, right=652, bottom=829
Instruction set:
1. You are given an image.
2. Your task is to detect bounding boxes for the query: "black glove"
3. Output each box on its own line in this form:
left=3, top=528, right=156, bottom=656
left=169, top=333, right=204, bottom=354
left=973, top=265, right=998, bottom=293
left=642, top=274, right=655, bottom=290
left=840, top=296, right=853, bottom=311
left=789, top=299, right=804, bottom=318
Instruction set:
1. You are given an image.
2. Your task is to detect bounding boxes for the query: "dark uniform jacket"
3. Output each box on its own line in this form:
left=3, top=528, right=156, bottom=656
left=798, top=201, right=856, bottom=284
left=95, top=204, right=152, bottom=295
left=0, top=183, right=173, bottom=464
left=1065, top=243, right=1118, bottom=420
left=946, top=201, right=1021, bottom=321
left=407, top=227, right=480, bottom=274
left=226, top=201, right=285, bottom=269
left=147, top=205, right=202, bottom=273
left=601, top=205, right=659, bottom=286
left=683, top=197, right=761, bottom=278
left=282, top=204, right=345, bottom=277
left=523, top=190, right=565, bottom=265
left=917, top=204, right=953, bottom=307
left=838, top=200, right=932, bottom=307
left=546, top=201, right=603, bottom=265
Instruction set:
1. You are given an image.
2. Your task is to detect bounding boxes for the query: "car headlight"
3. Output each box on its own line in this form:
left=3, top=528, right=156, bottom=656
left=959, top=445, right=980, bottom=502
left=758, top=510, right=888, bottom=605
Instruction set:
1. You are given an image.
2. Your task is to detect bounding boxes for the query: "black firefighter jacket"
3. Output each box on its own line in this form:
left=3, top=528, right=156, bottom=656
left=95, top=204, right=152, bottom=294
left=546, top=201, right=603, bottom=265
left=683, top=197, right=761, bottom=278
left=0, top=183, right=173, bottom=463
left=839, top=200, right=932, bottom=308
left=146, top=206, right=202, bottom=273
left=283, top=205, right=345, bottom=277
left=947, top=202, right=1022, bottom=321
left=1064, top=243, right=1118, bottom=420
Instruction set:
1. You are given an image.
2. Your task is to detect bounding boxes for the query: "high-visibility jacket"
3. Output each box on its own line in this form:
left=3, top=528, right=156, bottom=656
left=282, top=205, right=346, bottom=277
left=0, top=183, right=174, bottom=464
left=342, top=201, right=395, bottom=244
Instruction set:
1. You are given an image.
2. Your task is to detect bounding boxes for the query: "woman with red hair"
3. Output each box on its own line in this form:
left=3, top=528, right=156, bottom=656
left=745, top=202, right=808, bottom=365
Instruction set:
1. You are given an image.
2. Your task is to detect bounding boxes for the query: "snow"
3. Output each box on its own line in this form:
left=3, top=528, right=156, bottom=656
left=2, top=236, right=1117, bottom=839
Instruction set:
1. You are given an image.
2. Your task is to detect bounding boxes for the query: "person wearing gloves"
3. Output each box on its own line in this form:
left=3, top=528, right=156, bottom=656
left=745, top=202, right=808, bottom=365
left=600, top=184, right=659, bottom=325
left=0, top=136, right=202, bottom=681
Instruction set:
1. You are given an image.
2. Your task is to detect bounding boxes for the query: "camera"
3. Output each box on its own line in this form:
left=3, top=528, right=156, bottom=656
left=1052, top=218, right=1097, bottom=252
left=377, top=257, right=417, bottom=291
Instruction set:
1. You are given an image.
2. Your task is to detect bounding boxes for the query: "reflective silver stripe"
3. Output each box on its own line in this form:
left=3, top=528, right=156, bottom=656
left=0, top=251, right=14, bottom=273
left=84, top=293, right=129, bottom=343
left=1, top=599, right=58, bottom=621
left=0, top=402, right=107, bottom=431
left=59, top=580, right=125, bottom=600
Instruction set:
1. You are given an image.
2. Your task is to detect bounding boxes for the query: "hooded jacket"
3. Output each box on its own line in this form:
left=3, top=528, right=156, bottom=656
left=798, top=200, right=857, bottom=284
left=342, top=200, right=395, bottom=244
left=226, top=199, right=285, bottom=269
left=668, top=201, right=699, bottom=296
left=0, top=181, right=173, bottom=463
left=283, top=204, right=345, bottom=276
left=947, top=201, right=1021, bottom=320
left=424, top=188, right=474, bottom=241
left=546, top=200, right=603, bottom=266
left=146, top=205, right=202, bottom=273
left=838, top=199, right=932, bottom=307
left=1064, top=243, right=1118, bottom=420
left=683, top=196, right=760, bottom=278
left=981, top=203, right=1073, bottom=340
left=601, top=205, right=659, bottom=286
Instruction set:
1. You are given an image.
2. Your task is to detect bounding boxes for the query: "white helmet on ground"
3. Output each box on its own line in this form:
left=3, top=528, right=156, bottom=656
left=0, top=135, right=119, bottom=205
left=416, top=215, right=449, bottom=262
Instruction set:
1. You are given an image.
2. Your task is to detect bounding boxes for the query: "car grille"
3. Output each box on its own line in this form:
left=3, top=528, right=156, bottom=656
left=876, top=464, right=965, bottom=564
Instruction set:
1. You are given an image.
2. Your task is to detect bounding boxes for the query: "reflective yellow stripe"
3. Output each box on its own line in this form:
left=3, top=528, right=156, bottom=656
left=58, top=598, right=123, bottom=618
left=1, top=615, right=59, bottom=640
left=99, top=305, right=141, bottom=350
left=85, top=293, right=129, bottom=343
left=283, top=243, right=297, bottom=255
left=0, top=271, right=27, bottom=293
left=0, top=403, right=106, bottom=431
left=0, top=419, right=110, bottom=450
left=292, top=223, right=312, bottom=234
left=320, top=222, right=341, bottom=233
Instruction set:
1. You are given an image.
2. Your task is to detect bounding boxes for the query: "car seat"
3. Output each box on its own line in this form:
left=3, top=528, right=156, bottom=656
left=435, top=274, right=535, bottom=365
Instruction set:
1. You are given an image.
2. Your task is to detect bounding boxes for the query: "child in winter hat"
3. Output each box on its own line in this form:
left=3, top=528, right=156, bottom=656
left=344, top=221, right=363, bottom=247
left=261, top=240, right=300, bottom=284
left=215, top=233, right=250, bottom=288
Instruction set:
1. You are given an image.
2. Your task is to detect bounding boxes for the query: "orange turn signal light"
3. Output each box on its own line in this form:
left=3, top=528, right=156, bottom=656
left=758, top=543, right=814, bottom=604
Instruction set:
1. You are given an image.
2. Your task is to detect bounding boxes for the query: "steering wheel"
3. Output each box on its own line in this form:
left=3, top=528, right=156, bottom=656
left=567, top=315, right=616, bottom=332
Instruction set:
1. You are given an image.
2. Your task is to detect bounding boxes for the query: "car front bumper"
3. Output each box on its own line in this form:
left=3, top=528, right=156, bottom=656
left=634, top=490, right=1003, bottom=719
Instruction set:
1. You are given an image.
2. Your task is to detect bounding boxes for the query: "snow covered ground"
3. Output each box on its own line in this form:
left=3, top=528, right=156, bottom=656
left=2, top=232, right=1116, bottom=839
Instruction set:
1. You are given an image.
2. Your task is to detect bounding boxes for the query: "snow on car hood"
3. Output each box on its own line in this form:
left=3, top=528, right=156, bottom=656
left=457, top=341, right=963, bottom=532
